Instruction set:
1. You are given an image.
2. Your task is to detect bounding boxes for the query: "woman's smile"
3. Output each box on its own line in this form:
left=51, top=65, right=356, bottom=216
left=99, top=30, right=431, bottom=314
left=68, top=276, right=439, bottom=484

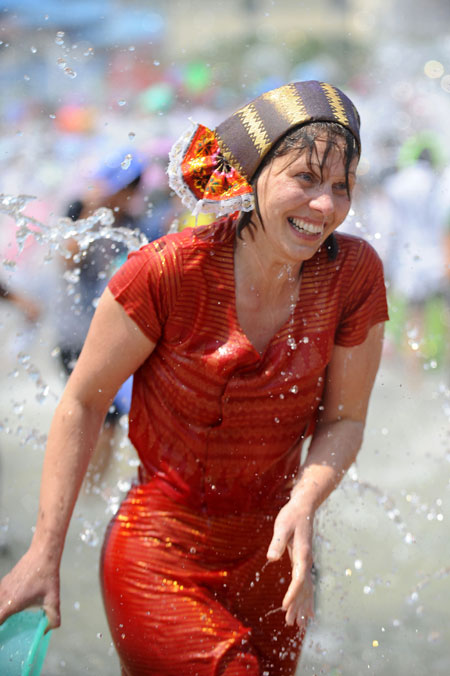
left=287, top=217, right=324, bottom=238
left=249, top=135, right=358, bottom=266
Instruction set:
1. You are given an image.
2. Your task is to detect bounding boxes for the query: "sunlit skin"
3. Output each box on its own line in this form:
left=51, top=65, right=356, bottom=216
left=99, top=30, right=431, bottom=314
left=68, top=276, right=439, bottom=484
left=240, top=135, right=358, bottom=273
left=234, top=136, right=358, bottom=355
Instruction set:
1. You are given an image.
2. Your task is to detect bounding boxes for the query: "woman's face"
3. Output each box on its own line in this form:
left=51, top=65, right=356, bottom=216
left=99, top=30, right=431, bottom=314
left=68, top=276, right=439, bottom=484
left=254, top=135, right=358, bottom=264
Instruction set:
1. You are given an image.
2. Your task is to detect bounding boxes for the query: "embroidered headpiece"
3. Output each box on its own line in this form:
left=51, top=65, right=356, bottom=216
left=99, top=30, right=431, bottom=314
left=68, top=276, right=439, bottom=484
left=167, top=80, right=360, bottom=217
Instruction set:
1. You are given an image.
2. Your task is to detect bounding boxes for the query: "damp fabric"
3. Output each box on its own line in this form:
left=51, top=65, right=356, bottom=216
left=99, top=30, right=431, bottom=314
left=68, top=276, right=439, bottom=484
left=102, top=216, right=389, bottom=675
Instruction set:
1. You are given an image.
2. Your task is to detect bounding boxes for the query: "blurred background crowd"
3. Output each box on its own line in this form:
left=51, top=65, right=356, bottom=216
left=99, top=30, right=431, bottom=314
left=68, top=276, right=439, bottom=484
left=0, top=0, right=449, bottom=370
left=0, top=1, right=449, bottom=674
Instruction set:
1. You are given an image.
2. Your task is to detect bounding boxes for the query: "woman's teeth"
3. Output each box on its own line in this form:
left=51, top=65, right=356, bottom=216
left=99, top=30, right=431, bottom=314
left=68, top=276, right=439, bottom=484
left=288, top=217, right=322, bottom=234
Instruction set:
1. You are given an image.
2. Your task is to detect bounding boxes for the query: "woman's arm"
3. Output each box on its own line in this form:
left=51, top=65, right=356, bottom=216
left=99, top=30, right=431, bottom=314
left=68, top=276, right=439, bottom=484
left=267, top=322, right=385, bottom=627
left=0, top=288, right=156, bottom=628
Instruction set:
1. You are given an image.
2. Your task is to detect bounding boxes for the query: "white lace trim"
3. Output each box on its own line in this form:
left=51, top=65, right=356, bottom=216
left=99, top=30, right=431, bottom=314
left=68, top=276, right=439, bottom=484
left=167, top=122, right=255, bottom=218
left=167, top=121, right=199, bottom=212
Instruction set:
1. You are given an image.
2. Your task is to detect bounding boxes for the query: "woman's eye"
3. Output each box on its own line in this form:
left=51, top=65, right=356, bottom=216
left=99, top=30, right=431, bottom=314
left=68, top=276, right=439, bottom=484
left=334, top=182, right=348, bottom=193
left=297, top=172, right=314, bottom=182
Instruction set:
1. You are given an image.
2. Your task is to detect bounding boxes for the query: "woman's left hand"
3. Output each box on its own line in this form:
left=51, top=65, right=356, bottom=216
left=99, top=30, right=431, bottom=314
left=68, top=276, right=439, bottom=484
left=267, top=498, right=315, bottom=628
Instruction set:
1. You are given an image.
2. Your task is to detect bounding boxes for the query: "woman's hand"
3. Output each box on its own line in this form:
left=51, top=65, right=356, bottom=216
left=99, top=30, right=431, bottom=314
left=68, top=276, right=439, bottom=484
left=0, top=547, right=61, bottom=630
left=267, top=498, right=315, bottom=629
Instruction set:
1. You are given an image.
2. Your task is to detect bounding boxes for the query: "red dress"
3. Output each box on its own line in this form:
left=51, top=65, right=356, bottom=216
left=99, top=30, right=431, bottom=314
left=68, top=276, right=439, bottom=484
left=101, top=217, right=388, bottom=675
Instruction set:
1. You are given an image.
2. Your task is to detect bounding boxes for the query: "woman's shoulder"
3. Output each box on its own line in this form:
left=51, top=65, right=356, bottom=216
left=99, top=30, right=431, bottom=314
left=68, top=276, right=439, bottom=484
left=335, top=232, right=381, bottom=257
left=137, top=215, right=236, bottom=261
left=334, top=232, right=384, bottom=274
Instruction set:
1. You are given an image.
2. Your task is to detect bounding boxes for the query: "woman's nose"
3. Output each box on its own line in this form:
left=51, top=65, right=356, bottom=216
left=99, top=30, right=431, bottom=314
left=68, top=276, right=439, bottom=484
left=309, top=188, right=335, bottom=216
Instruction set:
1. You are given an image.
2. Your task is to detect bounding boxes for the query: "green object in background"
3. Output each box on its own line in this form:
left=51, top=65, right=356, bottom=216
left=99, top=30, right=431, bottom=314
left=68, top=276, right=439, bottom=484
left=0, top=609, right=52, bottom=676
left=386, top=292, right=448, bottom=367
left=139, top=82, right=174, bottom=113
left=422, top=295, right=447, bottom=363
left=397, top=130, right=445, bottom=170
left=185, top=61, right=210, bottom=93
left=386, top=292, right=408, bottom=348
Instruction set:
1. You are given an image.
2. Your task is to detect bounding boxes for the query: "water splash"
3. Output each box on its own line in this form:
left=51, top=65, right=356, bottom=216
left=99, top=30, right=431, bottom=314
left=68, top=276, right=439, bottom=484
left=342, top=468, right=416, bottom=544
left=407, top=566, right=450, bottom=603
left=0, top=193, right=148, bottom=260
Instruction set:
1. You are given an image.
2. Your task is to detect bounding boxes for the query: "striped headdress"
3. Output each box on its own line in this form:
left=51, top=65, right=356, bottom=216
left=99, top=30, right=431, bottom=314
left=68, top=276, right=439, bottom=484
left=167, top=80, right=360, bottom=217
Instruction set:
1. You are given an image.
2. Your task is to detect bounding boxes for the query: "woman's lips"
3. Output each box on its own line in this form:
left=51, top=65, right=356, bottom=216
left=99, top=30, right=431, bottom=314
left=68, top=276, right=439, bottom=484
left=288, top=217, right=323, bottom=237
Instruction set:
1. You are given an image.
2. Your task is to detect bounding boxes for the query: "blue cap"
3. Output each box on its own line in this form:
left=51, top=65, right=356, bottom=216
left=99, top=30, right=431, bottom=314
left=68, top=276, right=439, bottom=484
left=95, top=149, right=146, bottom=196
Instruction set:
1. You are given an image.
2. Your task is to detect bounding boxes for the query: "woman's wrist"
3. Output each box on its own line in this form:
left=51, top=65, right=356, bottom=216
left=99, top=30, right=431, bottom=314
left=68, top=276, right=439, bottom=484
left=30, top=529, right=64, bottom=567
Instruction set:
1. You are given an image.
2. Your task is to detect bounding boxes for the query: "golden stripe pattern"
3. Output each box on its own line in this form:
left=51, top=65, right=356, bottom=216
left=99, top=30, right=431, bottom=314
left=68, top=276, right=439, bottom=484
left=215, top=136, right=245, bottom=176
left=236, top=103, right=271, bottom=157
left=261, top=83, right=309, bottom=124
left=320, top=82, right=349, bottom=127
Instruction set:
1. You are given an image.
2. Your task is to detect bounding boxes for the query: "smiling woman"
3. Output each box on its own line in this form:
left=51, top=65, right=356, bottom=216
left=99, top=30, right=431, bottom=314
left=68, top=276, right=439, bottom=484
left=0, top=81, right=388, bottom=676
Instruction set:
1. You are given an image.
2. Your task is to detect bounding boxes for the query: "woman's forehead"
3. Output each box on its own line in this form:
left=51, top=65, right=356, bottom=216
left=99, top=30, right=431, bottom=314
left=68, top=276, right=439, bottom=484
left=280, top=138, right=355, bottom=172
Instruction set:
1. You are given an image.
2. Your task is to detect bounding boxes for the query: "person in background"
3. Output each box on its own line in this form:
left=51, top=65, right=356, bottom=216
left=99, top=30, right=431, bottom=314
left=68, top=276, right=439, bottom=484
left=54, top=150, right=146, bottom=491
left=0, top=81, right=388, bottom=675
left=381, top=148, right=447, bottom=367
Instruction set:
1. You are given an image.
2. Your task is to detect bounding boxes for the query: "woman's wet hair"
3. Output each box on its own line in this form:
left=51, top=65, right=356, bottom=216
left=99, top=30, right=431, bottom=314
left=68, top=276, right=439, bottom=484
left=236, top=121, right=360, bottom=260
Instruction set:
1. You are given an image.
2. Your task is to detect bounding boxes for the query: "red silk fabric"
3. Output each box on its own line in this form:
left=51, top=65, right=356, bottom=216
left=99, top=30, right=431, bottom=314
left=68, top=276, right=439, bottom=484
left=107, top=218, right=388, bottom=516
left=101, top=480, right=303, bottom=675
left=103, top=218, right=388, bottom=673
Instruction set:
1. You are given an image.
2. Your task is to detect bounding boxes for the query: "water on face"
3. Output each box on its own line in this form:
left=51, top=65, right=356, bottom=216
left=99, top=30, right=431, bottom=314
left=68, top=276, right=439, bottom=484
left=0, top=196, right=449, bottom=675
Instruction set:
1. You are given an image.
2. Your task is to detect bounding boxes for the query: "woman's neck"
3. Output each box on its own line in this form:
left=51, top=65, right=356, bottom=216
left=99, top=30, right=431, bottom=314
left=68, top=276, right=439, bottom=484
left=234, top=227, right=303, bottom=302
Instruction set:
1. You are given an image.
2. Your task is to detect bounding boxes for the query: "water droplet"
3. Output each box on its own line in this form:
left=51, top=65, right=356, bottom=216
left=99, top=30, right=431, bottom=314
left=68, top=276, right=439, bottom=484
left=57, top=57, right=66, bottom=70
left=408, top=591, right=419, bottom=604
left=190, top=547, right=197, bottom=554
left=24, top=74, right=30, bottom=81
left=118, top=99, right=127, bottom=107
left=128, top=132, right=136, bottom=141
left=372, top=640, right=379, bottom=647
left=84, top=47, right=95, bottom=57
left=117, top=478, right=131, bottom=492
left=96, top=633, right=103, bottom=639
left=30, top=46, right=37, bottom=54
left=80, top=521, right=99, bottom=547
left=121, top=154, right=132, bottom=170
left=289, top=385, right=298, bottom=394
left=64, top=67, right=77, bottom=79
left=287, top=337, right=297, bottom=350
left=55, top=31, right=65, bottom=45
left=274, top=417, right=280, bottom=424
left=12, top=402, right=24, bottom=415
left=153, top=60, right=160, bottom=66
left=354, top=559, right=363, bottom=570
left=74, top=601, right=80, bottom=610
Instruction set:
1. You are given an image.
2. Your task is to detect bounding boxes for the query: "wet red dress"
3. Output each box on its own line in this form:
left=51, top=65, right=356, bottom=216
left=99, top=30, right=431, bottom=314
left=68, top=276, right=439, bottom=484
left=102, top=217, right=388, bottom=675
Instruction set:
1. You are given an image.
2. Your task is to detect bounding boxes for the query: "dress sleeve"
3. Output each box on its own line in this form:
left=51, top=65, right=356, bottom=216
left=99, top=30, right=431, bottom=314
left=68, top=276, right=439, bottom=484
left=335, top=240, right=389, bottom=347
left=107, top=238, right=183, bottom=343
